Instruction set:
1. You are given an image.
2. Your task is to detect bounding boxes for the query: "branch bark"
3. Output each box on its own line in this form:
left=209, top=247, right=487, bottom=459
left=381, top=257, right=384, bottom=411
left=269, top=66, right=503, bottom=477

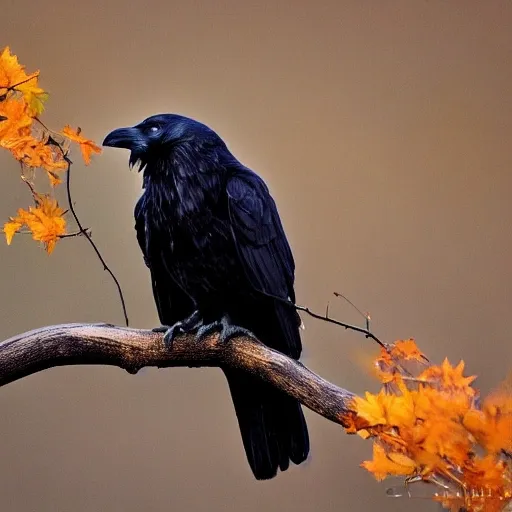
left=0, top=323, right=356, bottom=426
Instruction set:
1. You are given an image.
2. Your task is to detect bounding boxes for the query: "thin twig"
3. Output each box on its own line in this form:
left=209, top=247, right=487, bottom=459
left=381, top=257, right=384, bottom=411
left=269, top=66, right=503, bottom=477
left=1, top=73, right=40, bottom=92
left=333, top=291, right=369, bottom=321
left=294, top=302, right=386, bottom=348
left=251, top=288, right=386, bottom=348
left=333, top=291, right=372, bottom=331
left=59, top=229, right=90, bottom=239
left=63, top=155, right=129, bottom=326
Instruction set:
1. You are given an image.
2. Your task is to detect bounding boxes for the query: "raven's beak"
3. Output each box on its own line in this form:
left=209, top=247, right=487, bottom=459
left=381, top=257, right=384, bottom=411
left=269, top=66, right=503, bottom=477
left=102, top=127, right=139, bottom=149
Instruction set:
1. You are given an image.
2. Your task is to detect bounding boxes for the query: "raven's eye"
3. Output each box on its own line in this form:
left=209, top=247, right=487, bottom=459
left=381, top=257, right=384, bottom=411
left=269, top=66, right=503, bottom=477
left=144, top=124, right=160, bottom=134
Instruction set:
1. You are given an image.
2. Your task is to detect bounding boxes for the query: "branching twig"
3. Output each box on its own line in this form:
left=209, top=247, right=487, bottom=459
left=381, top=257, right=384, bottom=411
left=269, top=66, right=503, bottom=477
left=294, top=302, right=386, bottom=348
left=256, top=289, right=386, bottom=348
left=0, top=323, right=356, bottom=425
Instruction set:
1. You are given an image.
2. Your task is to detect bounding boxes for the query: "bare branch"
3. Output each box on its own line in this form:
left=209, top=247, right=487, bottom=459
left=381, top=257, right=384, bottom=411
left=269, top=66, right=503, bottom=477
left=0, top=323, right=355, bottom=426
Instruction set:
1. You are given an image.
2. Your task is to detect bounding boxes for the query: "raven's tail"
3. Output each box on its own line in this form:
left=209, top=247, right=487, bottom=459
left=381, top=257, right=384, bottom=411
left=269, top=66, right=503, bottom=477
left=222, top=368, right=310, bottom=480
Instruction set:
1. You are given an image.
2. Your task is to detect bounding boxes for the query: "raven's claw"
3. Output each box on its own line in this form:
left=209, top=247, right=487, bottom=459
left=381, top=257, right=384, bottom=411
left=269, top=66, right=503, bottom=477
left=195, top=315, right=256, bottom=344
left=154, top=309, right=203, bottom=350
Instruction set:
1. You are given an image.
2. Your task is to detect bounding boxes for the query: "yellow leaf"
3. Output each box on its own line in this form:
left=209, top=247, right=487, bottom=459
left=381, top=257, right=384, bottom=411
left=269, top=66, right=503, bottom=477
left=6, top=194, right=66, bottom=253
left=0, top=47, right=47, bottom=115
left=353, top=390, right=388, bottom=426
left=26, top=90, right=48, bottom=116
left=419, top=358, right=477, bottom=393
left=361, top=443, right=416, bottom=481
left=0, top=98, right=33, bottom=141
left=464, top=390, right=512, bottom=454
left=0, top=46, right=28, bottom=92
left=392, top=339, right=426, bottom=362
left=3, top=217, right=23, bottom=245
left=61, top=125, right=101, bottom=165
left=4, top=133, right=68, bottom=182
left=385, top=391, right=416, bottom=430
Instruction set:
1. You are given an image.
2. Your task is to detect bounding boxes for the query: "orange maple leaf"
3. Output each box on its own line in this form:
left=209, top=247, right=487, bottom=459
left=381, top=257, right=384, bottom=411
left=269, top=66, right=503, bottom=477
left=0, top=98, right=33, bottom=141
left=0, top=46, right=32, bottom=91
left=361, top=443, right=416, bottom=481
left=4, top=194, right=66, bottom=254
left=391, top=339, right=426, bottom=362
left=351, top=340, right=512, bottom=511
left=2, top=134, right=67, bottom=183
left=374, top=339, right=428, bottom=384
left=3, top=217, right=22, bottom=245
left=352, top=390, right=389, bottom=426
left=464, top=388, right=512, bottom=454
left=61, top=125, right=101, bottom=165
left=0, top=47, right=47, bottom=115
left=419, top=358, right=477, bottom=391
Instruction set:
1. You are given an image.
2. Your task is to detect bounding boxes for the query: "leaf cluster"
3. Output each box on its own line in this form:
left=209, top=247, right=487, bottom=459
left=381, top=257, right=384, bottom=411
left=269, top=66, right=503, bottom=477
left=0, top=47, right=101, bottom=253
left=343, top=340, right=512, bottom=511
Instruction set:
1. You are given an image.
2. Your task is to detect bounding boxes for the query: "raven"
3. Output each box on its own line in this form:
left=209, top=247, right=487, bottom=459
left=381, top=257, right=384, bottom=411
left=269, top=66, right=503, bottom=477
left=103, top=114, right=309, bottom=480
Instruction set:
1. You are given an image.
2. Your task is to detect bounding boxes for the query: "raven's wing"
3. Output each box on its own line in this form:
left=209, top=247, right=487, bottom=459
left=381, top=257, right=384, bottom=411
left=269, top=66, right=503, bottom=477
left=224, top=168, right=309, bottom=479
left=134, top=195, right=194, bottom=325
left=225, top=167, right=302, bottom=359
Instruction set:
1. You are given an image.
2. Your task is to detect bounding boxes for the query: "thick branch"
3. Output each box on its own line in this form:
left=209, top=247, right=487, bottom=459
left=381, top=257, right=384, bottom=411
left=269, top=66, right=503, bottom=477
left=0, top=323, right=355, bottom=426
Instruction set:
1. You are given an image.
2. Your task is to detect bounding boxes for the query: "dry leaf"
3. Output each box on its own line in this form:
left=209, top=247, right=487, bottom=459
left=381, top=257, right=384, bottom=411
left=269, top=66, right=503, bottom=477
left=62, top=125, right=101, bottom=164
left=0, top=47, right=47, bottom=115
left=0, top=98, right=33, bottom=140
left=361, top=443, right=416, bottom=481
left=4, top=194, right=66, bottom=253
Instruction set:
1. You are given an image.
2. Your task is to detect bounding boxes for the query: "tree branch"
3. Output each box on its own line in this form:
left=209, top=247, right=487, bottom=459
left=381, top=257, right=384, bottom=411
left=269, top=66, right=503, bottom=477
left=0, top=323, right=356, bottom=425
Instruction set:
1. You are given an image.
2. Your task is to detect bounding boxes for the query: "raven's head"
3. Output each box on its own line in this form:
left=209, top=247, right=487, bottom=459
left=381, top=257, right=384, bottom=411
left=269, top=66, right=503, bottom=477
left=102, top=113, right=225, bottom=171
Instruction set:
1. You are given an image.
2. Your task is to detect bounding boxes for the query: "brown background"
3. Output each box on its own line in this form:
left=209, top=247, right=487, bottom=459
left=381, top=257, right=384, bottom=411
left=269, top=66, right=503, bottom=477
left=1, top=1, right=511, bottom=511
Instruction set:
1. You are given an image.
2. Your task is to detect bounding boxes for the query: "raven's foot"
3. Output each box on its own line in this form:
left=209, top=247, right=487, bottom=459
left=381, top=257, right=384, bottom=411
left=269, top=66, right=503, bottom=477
left=153, top=310, right=203, bottom=350
left=195, top=315, right=256, bottom=344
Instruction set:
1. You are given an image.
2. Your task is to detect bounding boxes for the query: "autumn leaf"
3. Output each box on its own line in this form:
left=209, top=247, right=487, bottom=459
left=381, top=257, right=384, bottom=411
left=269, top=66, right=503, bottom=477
left=350, top=338, right=512, bottom=511
left=2, top=134, right=68, bottom=185
left=62, top=125, right=101, bottom=165
left=463, top=390, right=512, bottom=454
left=361, top=443, right=416, bottom=481
left=373, top=339, right=429, bottom=384
left=352, top=390, right=389, bottom=426
left=0, top=98, right=33, bottom=140
left=0, top=47, right=47, bottom=115
left=463, top=455, right=508, bottom=492
left=0, top=46, right=29, bottom=91
left=0, top=48, right=97, bottom=253
left=419, top=358, right=477, bottom=392
left=25, top=89, right=48, bottom=116
left=18, top=82, right=48, bottom=116
left=3, top=217, right=22, bottom=245
left=391, top=339, right=426, bottom=362
left=4, top=194, right=66, bottom=254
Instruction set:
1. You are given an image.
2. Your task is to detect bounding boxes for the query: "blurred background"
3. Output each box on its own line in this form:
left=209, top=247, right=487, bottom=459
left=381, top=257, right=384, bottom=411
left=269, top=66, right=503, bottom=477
left=1, top=1, right=511, bottom=511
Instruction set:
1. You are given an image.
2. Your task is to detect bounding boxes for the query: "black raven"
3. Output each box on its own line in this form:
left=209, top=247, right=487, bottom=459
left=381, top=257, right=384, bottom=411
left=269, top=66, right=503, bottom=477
left=103, top=114, right=309, bottom=480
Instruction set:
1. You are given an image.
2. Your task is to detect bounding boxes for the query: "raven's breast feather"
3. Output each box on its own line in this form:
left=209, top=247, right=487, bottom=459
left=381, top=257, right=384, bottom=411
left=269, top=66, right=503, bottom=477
left=144, top=197, right=243, bottom=297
